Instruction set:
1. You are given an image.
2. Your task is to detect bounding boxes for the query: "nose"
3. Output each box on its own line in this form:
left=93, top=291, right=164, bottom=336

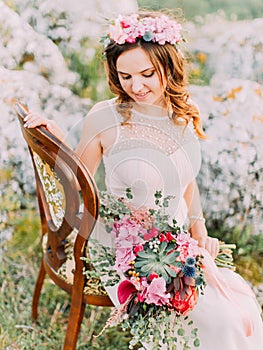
left=131, top=77, right=144, bottom=93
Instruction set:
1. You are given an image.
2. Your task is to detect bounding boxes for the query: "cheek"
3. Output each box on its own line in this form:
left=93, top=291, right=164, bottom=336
left=119, top=78, right=129, bottom=92
left=152, top=76, right=165, bottom=93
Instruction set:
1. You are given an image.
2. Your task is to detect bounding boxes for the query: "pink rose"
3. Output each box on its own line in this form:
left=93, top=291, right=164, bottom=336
left=144, top=277, right=170, bottom=306
left=176, top=232, right=199, bottom=259
left=115, top=247, right=135, bottom=273
left=144, top=226, right=159, bottom=241
left=120, top=20, right=130, bottom=29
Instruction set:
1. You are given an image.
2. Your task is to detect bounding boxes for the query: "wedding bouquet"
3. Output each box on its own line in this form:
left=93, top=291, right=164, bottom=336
left=84, top=189, right=236, bottom=349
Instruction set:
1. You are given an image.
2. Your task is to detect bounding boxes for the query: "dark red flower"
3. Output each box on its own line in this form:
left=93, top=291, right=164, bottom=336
left=137, top=294, right=145, bottom=302
left=166, top=232, right=175, bottom=241
left=134, top=245, right=144, bottom=254
left=159, top=233, right=168, bottom=243
left=149, top=272, right=159, bottom=281
left=117, top=280, right=137, bottom=304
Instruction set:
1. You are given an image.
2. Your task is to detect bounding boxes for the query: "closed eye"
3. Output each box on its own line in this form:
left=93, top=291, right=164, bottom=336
left=143, top=70, right=155, bottom=78
left=119, top=69, right=155, bottom=80
left=121, top=75, right=131, bottom=80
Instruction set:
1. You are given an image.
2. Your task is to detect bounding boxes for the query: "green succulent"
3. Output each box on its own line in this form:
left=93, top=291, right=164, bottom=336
left=134, top=241, right=182, bottom=284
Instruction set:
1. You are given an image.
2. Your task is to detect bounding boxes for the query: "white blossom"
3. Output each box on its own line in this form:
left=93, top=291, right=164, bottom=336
left=192, top=79, right=263, bottom=233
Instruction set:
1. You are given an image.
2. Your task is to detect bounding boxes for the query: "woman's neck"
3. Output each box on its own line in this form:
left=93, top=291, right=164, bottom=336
left=132, top=102, right=168, bottom=117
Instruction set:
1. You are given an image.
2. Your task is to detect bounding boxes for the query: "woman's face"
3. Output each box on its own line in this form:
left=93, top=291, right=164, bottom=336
left=116, top=47, right=167, bottom=108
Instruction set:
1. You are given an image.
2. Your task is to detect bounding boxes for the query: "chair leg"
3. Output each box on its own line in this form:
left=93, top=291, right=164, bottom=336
left=63, top=300, right=86, bottom=350
left=32, top=258, right=46, bottom=321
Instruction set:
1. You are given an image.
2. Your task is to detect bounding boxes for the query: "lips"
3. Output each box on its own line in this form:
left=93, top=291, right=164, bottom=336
left=134, top=91, right=150, bottom=100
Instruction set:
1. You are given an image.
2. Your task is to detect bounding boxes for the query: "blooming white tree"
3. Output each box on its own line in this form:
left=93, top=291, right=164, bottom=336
left=186, top=12, right=263, bottom=84
left=191, top=79, right=263, bottom=233
left=0, top=0, right=138, bottom=244
left=1, top=1, right=263, bottom=236
left=0, top=0, right=138, bottom=186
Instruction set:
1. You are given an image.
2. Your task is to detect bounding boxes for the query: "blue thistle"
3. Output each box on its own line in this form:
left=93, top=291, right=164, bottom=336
left=195, top=276, right=204, bottom=286
left=143, top=31, right=154, bottom=42
left=182, top=264, right=196, bottom=278
left=185, top=256, right=196, bottom=267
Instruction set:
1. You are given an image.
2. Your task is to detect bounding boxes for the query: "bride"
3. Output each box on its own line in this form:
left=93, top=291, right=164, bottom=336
left=24, top=11, right=263, bottom=350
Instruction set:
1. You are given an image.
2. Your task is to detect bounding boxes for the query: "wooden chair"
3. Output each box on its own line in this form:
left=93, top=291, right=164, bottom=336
left=15, top=102, right=113, bottom=350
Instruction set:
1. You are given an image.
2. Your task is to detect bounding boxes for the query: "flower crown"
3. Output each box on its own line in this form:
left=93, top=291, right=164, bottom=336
left=101, top=13, right=183, bottom=47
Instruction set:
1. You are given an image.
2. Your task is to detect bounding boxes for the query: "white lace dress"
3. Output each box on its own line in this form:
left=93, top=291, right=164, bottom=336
left=91, top=99, right=263, bottom=350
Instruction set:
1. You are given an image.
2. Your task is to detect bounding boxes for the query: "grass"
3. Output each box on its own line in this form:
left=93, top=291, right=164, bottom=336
left=0, top=209, right=132, bottom=350
left=0, top=206, right=262, bottom=349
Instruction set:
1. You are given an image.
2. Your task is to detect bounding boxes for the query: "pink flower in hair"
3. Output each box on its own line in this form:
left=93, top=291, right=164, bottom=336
left=104, top=13, right=183, bottom=47
left=108, top=22, right=127, bottom=45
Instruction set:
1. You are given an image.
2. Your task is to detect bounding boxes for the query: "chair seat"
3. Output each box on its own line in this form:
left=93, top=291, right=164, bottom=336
left=42, top=231, right=108, bottom=297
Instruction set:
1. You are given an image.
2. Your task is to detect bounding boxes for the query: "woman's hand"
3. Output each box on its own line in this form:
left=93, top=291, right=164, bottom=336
left=24, top=112, right=56, bottom=130
left=203, top=236, right=220, bottom=259
left=24, top=111, right=65, bottom=140
left=189, top=220, right=219, bottom=259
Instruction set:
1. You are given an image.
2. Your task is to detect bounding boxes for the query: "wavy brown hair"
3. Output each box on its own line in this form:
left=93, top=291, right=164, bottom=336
left=103, top=12, right=206, bottom=139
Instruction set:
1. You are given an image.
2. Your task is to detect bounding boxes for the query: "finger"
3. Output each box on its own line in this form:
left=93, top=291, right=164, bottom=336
left=206, top=238, right=219, bottom=259
left=24, top=116, right=40, bottom=125
left=24, top=118, right=47, bottom=128
left=24, top=113, right=48, bottom=128
left=198, top=236, right=206, bottom=248
left=192, top=234, right=206, bottom=248
left=24, top=112, right=39, bottom=122
left=213, top=238, right=220, bottom=257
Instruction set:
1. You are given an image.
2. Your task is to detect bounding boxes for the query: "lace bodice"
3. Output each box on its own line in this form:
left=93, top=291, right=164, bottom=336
left=103, top=100, right=201, bottom=225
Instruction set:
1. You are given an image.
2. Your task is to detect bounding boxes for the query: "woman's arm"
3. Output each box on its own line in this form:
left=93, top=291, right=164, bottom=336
left=184, top=179, right=219, bottom=258
left=75, top=117, right=102, bottom=176
left=24, top=103, right=106, bottom=175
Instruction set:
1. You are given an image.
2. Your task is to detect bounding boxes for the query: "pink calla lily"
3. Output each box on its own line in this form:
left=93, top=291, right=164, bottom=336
left=118, top=280, right=137, bottom=304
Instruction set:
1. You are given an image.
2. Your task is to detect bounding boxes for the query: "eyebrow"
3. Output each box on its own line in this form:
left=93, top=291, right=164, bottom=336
left=117, top=67, right=155, bottom=75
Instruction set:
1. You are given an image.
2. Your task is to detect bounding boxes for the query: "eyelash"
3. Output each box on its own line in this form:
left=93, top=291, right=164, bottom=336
left=143, top=71, right=155, bottom=78
left=122, top=71, right=155, bottom=80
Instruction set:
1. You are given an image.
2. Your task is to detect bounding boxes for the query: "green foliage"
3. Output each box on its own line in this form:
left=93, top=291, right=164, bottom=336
left=0, top=208, right=133, bottom=349
left=187, top=51, right=215, bottom=86
left=0, top=185, right=262, bottom=349
left=138, top=0, right=263, bottom=21
left=210, top=226, right=263, bottom=285
left=5, top=209, right=41, bottom=258
left=0, top=195, right=262, bottom=349
left=94, top=162, right=106, bottom=191
left=66, top=48, right=112, bottom=102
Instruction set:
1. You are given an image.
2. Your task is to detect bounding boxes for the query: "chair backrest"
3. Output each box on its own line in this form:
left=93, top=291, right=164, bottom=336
left=15, top=102, right=99, bottom=277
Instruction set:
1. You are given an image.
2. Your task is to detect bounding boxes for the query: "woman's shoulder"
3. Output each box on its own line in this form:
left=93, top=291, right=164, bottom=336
left=83, top=98, right=119, bottom=133
left=89, top=98, right=117, bottom=114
